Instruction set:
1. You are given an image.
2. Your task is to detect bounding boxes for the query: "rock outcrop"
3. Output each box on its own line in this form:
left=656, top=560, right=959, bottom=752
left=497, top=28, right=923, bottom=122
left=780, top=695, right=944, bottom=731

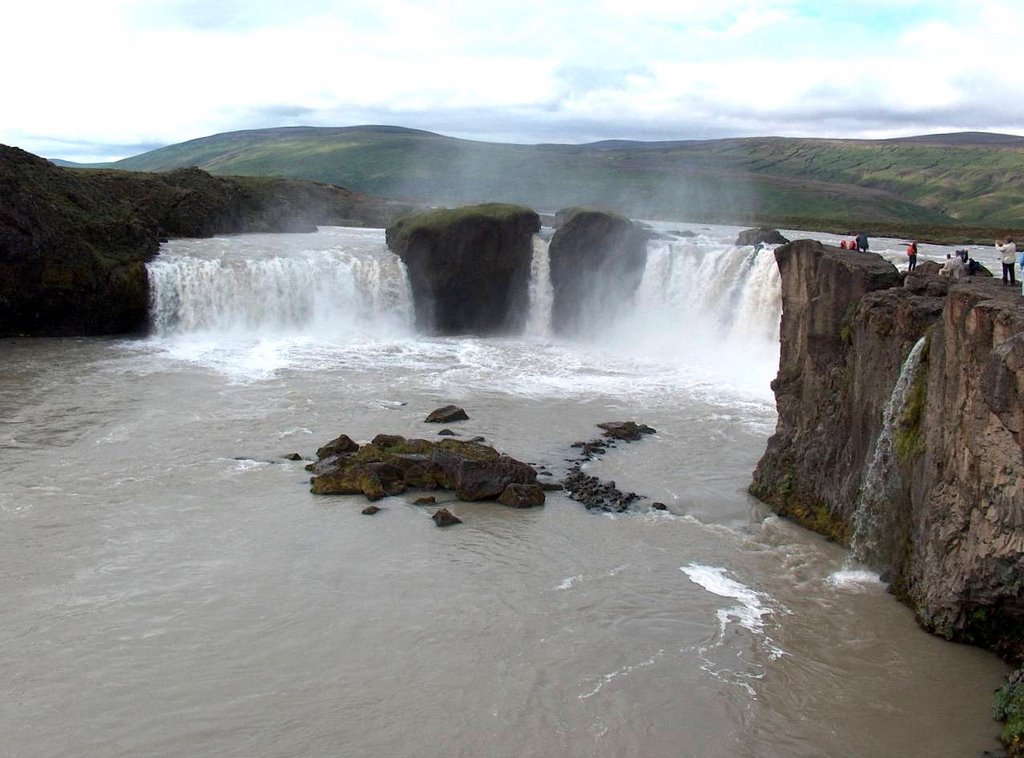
left=751, top=240, right=1023, bottom=662
left=736, top=226, right=789, bottom=247
left=548, top=208, right=649, bottom=335
left=385, top=203, right=540, bottom=335
left=309, top=433, right=544, bottom=506
left=0, top=145, right=411, bottom=337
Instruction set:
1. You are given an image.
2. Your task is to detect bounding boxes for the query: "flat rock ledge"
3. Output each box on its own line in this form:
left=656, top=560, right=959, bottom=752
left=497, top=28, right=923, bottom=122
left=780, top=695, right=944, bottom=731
left=308, top=433, right=544, bottom=507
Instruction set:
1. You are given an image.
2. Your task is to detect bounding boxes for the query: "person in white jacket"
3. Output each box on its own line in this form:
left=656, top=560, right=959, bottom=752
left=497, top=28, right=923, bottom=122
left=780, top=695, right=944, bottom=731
left=996, top=237, right=1017, bottom=285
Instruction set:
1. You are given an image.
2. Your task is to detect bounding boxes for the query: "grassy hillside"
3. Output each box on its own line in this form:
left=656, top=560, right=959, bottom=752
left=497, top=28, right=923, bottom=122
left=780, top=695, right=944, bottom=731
left=101, top=126, right=1024, bottom=231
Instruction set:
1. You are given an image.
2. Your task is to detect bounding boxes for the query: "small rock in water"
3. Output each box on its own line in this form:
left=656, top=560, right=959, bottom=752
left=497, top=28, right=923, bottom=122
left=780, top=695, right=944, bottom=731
left=361, top=505, right=382, bottom=515
left=468, top=436, right=485, bottom=443
left=651, top=502, right=668, bottom=511
left=437, top=429, right=457, bottom=436
left=496, top=483, right=546, bottom=508
left=432, top=508, right=462, bottom=527
left=413, top=496, right=437, bottom=505
left=425, top=405, right=469, bottom=423
left=282, top=453, right=303, bottom=461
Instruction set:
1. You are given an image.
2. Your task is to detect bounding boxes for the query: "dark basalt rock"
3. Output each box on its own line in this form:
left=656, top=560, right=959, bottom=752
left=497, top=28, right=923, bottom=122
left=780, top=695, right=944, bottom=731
left=413, top=496, right=436, bottom=505
left=563, top=420, right=657, bottom=511
left=385, top=203, right=540, bottom=335
left=361, top=505, right=382, bottom=515
left=735, top=227, right=789, bottom=247
left=309, top=433, right=542, bottom=506
left=597, top=421, right=657, bottom=441
left=282, top=453, right=303, bottom=461
left=315, top=434, right=359, bottom=459
left=437, top=429, right=457, bottom=436
left=548, top=208, right=649, bottom=335
left=496, top=483, right=546, bottom=508
left=425, top=405, right=469, bottom=423
left=431, top=508, right=462, bottom=527
left=0, top=145, right=411, bottom=337
left=651, top=502, right=668, bottom=511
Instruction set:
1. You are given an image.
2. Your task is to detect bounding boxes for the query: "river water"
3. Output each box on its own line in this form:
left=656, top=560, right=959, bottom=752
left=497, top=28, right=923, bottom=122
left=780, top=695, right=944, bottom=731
left=0, top=225, right=1007, bottom=757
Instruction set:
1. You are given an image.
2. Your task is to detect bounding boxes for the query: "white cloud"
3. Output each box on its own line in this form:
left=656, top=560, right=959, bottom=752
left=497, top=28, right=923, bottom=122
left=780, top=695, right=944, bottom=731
left=2, top=0, right=1023, bottom=160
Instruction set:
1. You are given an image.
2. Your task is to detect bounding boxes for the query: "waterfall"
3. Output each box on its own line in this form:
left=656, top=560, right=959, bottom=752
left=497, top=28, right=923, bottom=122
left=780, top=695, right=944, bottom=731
left=851, top=337, right=928, bottom=566
left=526, top=234, right=553, bottom=337
left=631, top=240, right=782, bottom=345
left=147, top=237, right=414, bottom=338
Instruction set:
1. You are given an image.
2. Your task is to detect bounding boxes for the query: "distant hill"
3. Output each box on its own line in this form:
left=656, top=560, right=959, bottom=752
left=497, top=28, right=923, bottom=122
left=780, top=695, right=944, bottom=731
left=89, top=126, right=1024, bottom=228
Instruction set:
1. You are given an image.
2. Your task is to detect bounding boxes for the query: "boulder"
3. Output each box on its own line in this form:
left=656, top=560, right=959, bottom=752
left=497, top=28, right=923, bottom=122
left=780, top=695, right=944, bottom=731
left=425, top=405, right=469, bottom=423
left=597, top=421, right=657, bottom=441
left=431, top=508, right=462, bottom=527
left=547, top=208, right=649, bottom=335
left=361, top=505, right=382, bottom=515
left=315, top=434, right=359, bottom=459
left=385, top=203, right=540, bottom=334
left=735, top=227, right=789, bottom=247
left=496, top=483, right=546, bottom=508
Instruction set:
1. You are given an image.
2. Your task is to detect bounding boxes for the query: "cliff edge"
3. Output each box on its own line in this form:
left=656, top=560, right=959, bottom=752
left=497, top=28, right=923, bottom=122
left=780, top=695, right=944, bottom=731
left=751, top=240, right=1023, bottom=662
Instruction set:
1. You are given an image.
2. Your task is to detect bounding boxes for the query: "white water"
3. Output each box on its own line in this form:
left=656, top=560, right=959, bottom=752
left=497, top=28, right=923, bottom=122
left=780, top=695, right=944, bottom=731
left=851, top=336, right=928, bottom=565
left=526, top=234, right=554, bottom=337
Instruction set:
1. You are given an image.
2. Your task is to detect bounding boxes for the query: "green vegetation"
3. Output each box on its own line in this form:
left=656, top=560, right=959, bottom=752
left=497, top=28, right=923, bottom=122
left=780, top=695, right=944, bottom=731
left=749, top=465, right=851, bottom=545
left=994, top=676, right=1024, bottom=755
left=83, top=125, right=1024, bottom=234
left=388, top=202, right=534, bottom=245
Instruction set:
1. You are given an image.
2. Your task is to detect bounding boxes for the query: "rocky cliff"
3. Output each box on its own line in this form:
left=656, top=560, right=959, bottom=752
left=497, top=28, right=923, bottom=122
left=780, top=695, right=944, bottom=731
left=0, top=145, right=411, bottom=337
left=751, top=240, right=1023, bottom=664
left=547, top=209, right=649, bottom=335
left=385, top=203, right=540, bottom=335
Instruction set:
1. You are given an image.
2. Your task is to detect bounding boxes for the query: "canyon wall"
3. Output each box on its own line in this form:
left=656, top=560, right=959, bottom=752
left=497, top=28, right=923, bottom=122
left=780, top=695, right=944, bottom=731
left=751, top=240, right=1023, bottom=660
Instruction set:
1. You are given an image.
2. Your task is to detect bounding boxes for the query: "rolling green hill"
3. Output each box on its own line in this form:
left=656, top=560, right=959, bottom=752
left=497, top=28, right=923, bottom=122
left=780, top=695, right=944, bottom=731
left=97, top=125, right=1024, bottom=231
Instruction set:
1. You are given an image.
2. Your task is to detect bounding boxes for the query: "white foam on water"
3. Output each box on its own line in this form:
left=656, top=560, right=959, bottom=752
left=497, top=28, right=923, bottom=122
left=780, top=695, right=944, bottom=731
left=827, top=568, right=885, bottom=591
left=578, top=650, right=664, bottom=700
left=681, top=563, right=788, bottom=661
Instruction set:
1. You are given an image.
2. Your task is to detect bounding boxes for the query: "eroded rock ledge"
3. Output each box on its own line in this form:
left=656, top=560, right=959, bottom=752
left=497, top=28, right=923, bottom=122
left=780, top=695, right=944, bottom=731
left=751, top=240, right=1023, bottom=664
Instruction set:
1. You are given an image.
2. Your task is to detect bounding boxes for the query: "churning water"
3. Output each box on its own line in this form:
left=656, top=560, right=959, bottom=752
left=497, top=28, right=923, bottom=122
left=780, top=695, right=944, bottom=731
left=0, top=224, right=1006, bottom=757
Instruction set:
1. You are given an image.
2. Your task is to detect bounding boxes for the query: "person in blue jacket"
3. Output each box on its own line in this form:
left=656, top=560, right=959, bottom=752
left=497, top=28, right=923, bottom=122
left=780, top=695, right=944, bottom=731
left=855, top=233, right=869, bottom=253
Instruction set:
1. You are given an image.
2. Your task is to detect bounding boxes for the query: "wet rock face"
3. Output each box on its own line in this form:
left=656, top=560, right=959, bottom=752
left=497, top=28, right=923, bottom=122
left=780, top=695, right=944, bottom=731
left=750, top=239, right=1024, bottom=660
left=547, top=209, right=649, bottom=336
left=385, top=203, right=540, bottom=335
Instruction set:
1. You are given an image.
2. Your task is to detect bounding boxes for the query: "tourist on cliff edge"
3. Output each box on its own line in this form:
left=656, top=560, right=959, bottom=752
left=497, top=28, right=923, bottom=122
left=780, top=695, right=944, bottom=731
left=855, top=232, right=869, bottom=252
left=996, top=237, right=1017, bottom=285
left=906, top=241, right=918, bottom=271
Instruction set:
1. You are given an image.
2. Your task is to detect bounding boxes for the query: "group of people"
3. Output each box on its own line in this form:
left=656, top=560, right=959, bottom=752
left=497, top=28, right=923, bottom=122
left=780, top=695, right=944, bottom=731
left=839, top=233, right=870, bottom=252
left=910, top=236, right=1023, bottom=292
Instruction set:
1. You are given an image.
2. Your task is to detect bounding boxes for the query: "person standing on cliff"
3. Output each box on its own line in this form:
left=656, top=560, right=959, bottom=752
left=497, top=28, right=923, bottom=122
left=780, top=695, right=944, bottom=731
left=996, top=237, right=1017, bottom=285
left=855, top=233, right=869, bottom=252
left=906, top=241, right=918, bottom=271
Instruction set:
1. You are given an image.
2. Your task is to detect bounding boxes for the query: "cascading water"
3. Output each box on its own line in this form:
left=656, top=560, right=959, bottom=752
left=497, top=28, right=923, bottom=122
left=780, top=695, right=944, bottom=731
left=851, top=337, right=928, bottom=566
left=526, top=234, right=553, bottom=337
left=147, top=230, right=414, bottom=338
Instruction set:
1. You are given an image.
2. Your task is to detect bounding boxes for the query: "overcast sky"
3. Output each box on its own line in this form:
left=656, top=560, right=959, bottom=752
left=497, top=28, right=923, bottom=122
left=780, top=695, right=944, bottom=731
left=3, top=0, right=1022, bottom=162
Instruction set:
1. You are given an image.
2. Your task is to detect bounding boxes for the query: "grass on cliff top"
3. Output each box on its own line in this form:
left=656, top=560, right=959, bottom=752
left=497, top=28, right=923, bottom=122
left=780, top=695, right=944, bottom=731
left=389, top=202, right=535, bottom=242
